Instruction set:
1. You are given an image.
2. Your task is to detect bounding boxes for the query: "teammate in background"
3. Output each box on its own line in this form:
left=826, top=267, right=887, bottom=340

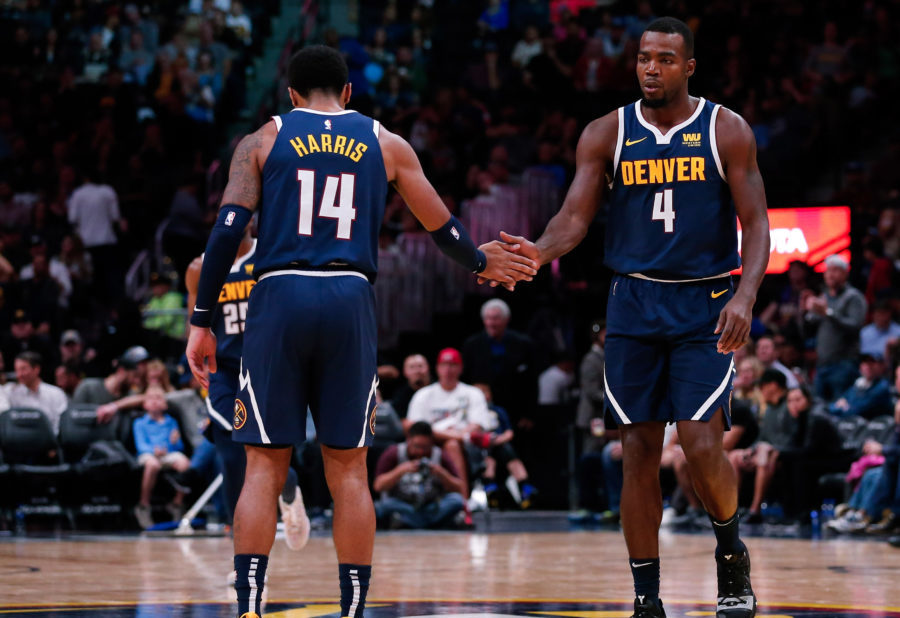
left=185, top=226, right=311, bottom=556
left=185, top=45, right=537, bottom=618
left=495, top=18, right=770, bottom=618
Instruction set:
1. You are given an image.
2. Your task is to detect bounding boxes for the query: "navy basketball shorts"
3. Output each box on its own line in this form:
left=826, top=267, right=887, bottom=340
left=206, top=365, right=240, bottom=431
left=232, top=270, right=378, bottom=448
left=604, top=274, right=735, bottom=428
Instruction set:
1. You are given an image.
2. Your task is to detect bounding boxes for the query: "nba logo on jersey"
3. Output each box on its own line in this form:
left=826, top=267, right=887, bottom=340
left=324, top=119, right=332, bottom=130
left=225, top=211, right=236, bottom=226
left=451, top=226, right=460, bottom=240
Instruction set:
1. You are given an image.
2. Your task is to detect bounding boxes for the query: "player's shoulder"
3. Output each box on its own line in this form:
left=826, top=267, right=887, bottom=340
left=712, top=105, right=754, bottom=142
left=581, top=109, right=620, bottom=145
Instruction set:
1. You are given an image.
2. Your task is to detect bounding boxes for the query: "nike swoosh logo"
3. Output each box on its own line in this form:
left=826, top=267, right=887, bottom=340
left=625, top=137, right=648, bottom=146
left=193, top=307, right=210, bottom=312
left=631, top=561, right=654, bottom=568
left=711, top=289, right=728, bottom=299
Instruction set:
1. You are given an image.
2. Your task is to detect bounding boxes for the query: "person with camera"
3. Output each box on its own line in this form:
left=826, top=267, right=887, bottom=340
left=372, top=421, right=466, bottom=529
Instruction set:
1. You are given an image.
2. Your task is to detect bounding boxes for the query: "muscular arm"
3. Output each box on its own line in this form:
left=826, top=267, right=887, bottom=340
left=219, top=123, right=273, bottom=211
left=531, top=113, right=616, bottom=265
left=717, top=109, right=770, bottom=303
left=185, top=256, right=202, bottom=325
left=713, top=109, right=771, bottom=352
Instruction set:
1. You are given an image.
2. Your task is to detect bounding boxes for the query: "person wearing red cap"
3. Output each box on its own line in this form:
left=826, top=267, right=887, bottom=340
left=406, top=347, right=494, bottom=512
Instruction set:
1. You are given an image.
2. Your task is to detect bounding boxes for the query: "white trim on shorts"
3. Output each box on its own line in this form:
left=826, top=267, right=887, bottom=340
left=258, top=269, right=369, bottom=283
left=628, top=271, right=732, bottom=283
left=358, top=374, right=379, bottom=447
left=603, top=366, right=631, bottom=425
left=239, top=360, right=271, bottom=444
left=206, top=396, right=232, bottom=431
left=691, top=357, right=735, bottom=421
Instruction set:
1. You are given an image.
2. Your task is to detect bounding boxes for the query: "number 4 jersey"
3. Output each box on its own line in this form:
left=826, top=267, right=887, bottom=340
left=210, top=240, right=256, bottom=372
left=605, top=97, right=741, bottom=280
left=254, top=108, right=388, bottom=281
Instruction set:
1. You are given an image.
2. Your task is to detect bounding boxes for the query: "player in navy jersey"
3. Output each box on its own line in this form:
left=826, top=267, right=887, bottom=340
left=185, top=45, right=537, bottom=618
left=498, top=18, right=770, bottom=618
left=185, top=227, right=310, bottom=555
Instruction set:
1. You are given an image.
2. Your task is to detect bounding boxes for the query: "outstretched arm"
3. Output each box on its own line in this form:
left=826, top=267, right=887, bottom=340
left=714, top=108, right=770, bottom=353
left=379, top=127, right=538, bottom=287
left=499, top=113, right=616, bottom=268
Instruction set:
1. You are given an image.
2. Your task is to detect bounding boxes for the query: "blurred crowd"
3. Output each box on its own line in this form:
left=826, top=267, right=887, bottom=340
left=1, top=0, right=900, bottom=540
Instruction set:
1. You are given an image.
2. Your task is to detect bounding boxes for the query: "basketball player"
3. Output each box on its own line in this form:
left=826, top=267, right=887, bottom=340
left=496, top=18, right=770, bottom=618
left=185, top=45, right=537, bottom=618
left=185, top=226, right=311, bottom=554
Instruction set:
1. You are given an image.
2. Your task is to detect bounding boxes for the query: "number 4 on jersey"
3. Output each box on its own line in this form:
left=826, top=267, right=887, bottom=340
left=652, top=188, right=675, bottom=233
left=297, top=169, right=357, bottom=239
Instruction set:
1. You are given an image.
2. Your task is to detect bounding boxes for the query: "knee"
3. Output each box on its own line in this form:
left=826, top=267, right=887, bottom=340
left=144, top=457, right=162, bottom=472
left=683, top=437, right=723, bottom=468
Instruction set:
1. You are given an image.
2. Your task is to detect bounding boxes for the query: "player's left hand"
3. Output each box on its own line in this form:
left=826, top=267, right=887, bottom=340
left=478, top=239, right=539, bottom=291
left=715, top=293, right=753, bottom=354
left=186, top=325, right=218, bottom=389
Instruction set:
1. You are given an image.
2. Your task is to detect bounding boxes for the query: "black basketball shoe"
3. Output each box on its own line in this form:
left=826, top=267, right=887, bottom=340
left=631, top=596, right=666, bottom=618
left=715, top=550, right=757, bottom=618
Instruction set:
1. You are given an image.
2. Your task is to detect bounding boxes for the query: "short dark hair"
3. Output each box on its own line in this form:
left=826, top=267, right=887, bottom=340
left=644, top=16, right=694, bottom=58
left=408, top=421, right=434, bottom=439
left=16, top=351, right=42, bottom=369
left=288, top=45, right=349, bottom=98
left=758, top=368, right=787, bottom=390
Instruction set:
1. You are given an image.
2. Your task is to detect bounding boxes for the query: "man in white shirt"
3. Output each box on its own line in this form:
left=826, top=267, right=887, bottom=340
left=755, top=335, right=799, bottom=389
left=406, top=347, right=494, bottom=502
left=3, top=351, right=68, bottom=435
left=20, top=236, right=72, bottom=308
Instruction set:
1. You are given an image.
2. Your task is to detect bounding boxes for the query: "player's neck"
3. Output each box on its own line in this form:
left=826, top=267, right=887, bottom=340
left=297, top=94, right=345, bottom=113
left=640, top=93, right=698, bottom=132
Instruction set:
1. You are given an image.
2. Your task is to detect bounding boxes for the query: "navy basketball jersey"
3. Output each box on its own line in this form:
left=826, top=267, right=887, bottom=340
left=254, top=108, right=388, bottom=280
left=606, top=98, right=740, bottom=280
left=210, top=240, right=256, bottom=370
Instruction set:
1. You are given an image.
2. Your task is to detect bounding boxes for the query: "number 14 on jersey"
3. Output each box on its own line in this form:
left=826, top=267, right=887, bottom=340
left=297, top=169, right=357, bottom=240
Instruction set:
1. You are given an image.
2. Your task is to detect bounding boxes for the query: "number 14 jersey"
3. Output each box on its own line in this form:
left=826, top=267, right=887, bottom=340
left=605, top=98, right=740, bottom=281
left=255, top=108, right=388, bottom=281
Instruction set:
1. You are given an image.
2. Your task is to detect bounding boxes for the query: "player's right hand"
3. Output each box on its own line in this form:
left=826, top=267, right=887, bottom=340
left=478, top=239, right=539, bottom=290
left=186, top=325, right=218, bottom=390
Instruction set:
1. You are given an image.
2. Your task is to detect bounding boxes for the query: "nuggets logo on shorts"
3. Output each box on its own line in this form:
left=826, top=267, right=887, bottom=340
left=369, top=405, right=377, bottom=435
left=233, top=399, right=248, bottom=430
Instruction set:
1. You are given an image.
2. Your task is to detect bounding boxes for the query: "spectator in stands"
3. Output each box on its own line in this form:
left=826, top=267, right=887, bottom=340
left=142, top=272, right=185, bottom=340
left=132, top=384, right=190, bottom=529
left=576, top=320, right=605, bottom=449
left=72, top=346, right=150, bottom=422
left=462, top=299, right=537, bottom=430
left=804, top=254, right=867, bottom=401
left=58, top=234, right=93, bottom=287
left=20, top=236, right=72, bottom=309
left=373, top=421, right=465, bottom=530
left=407, top=347, right=493, bottom=504
left=755, top=335, right=799, bottom=388
left=731, top=370, right=790, bottom=523
left=226, top=1, right=253, bottom=47
left=511, top=25, right=543, bottom=69
left=733, top=356, right=766, bottom=417
left=861, top=300, right=900, bottom=359
left=0, top=310, right=55, bottom=382
left=67, top=167, right=126, bottom=302
left=862, top=237, right=895, bottom=307
left=829, top=354, right=893, bottom=419
left=3, top=351, right=67, bottom=435
left=54, top=361, right=81, bottom=398
left=58, top=330, right=87, bottom=372
left=538, top=353, right=576, bottom=406
left=390, top=353, right=430, bottom=419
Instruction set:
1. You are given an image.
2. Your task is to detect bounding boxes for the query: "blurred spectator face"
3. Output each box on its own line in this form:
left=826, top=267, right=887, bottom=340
left=873, top=305, right=893, bottom=329
left=32, top=254, right=50, bottom=279
left=780, top=341, right=802, bottom=368
left=823, top=263, right=847, bottom=290
left=755, top=337, right=776, bottom=364
left=144, top=386, right=167, bottom=414
left=406, top=432, right=434, bottom=460
left=474, top=382, right=493, bottom=403
left=130, top=31, right=144, bottom=52
left=89, top=32, right=104, bottom=52
left=823, top=21, right=837, bottom=43
left=482, top=306, right=509, bottom=339
left=787, top=261, right=808, bottom=288
left=230, top=1, right=244, bottom=16
left=476, top=171, right=495, bottom=195
left=55, top=365, right=80, bottom=394
left=859, top=357, right=884, bottom=381
left=524, top=26, right=539, bottom=43
left=403, top=354, right=430, bottom=388
left=786, top=388, right=810, bottom=418
left=11, top=316, right=33, bottom=340
left=373, top=28, right=387, bottom=47
left=735, top=358, right=760, bottom=390
left=585, top=38, right=604, bottom=59
left=895, top=366, right=900, bottom=396
left=14, top=358, right=41, bottom=388
left=759, top=380, right=785, bottom=405
left=436, top=359, right=462, bottom=387
left=877, top=209, right=897, bottom=238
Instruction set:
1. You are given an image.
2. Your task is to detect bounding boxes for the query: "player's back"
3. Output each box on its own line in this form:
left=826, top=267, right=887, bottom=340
left=255, top=108, right=388, bottom=280
left=606, top=98, right=739, bottom=280
left=210, top=240, right=256, bottom=372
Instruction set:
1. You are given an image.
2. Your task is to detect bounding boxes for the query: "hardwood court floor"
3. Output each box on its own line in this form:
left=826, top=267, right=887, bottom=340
left=1, top=529, right=898, bottom=614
